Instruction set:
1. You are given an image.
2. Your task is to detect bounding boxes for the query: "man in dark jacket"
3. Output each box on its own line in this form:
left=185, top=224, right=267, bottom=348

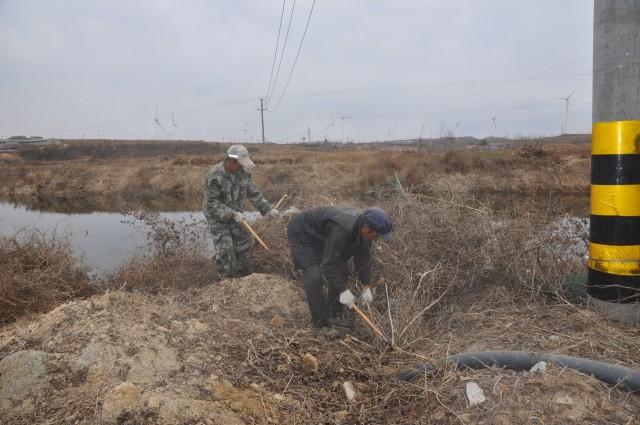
left=287, top=206, right=393, bottom=336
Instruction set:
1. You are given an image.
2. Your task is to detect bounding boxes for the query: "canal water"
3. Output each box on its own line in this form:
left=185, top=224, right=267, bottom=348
left=0, top=201, right=210, bottom=277
left=1, top=193, right=589, bottom=277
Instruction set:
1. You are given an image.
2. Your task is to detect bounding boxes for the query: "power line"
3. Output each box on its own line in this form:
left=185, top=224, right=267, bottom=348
left=264, top=0, right=287, bottom=102
left=282, top=71, right=592, bottom=99
left=269, top=0, right=317, bottom=112
left=265, top=0, right=297, bottom=108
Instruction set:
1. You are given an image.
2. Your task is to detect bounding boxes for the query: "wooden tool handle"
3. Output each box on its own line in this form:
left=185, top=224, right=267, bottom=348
left=352, top=304, right=385, bottom=339
left=274, top=194, right=288, bottom=210
left=241, top=219, right=270, bottom=251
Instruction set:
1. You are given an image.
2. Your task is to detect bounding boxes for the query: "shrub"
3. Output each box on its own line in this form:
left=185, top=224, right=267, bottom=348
left=0, top=232, right=94, bottom=324
left=102, top=211, right=216, bottom=293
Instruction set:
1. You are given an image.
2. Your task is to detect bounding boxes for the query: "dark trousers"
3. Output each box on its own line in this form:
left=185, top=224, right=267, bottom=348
left=302, top=264, right=347, bottom=328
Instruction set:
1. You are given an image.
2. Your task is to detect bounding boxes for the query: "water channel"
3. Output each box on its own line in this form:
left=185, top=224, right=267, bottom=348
left=0, top=201, right=208, bottom=277
left=1, top=193, right=590, bottom=278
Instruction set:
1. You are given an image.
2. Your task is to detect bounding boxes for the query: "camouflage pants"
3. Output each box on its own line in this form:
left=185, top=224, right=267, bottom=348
left=209, top=221, right=253, bottom=277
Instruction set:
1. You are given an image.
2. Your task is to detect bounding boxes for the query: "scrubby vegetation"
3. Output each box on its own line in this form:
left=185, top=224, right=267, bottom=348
left=0, top=233, right=95, bottom=324
left=101, top=211, right=216, bottom=293
left=4, top=140, right=638, bottom=425
left=1, top=140, right=590, bottom=209
left=17, top=140, right=228, bottom=161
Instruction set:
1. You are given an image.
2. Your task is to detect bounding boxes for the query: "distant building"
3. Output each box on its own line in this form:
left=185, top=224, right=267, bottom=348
left=0, top=136, right=57, bottom=151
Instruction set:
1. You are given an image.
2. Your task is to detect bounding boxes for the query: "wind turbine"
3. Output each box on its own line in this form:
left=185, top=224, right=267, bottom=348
left=491, top=115, right=497, bottom=137
left=340, top=115, right=350, bottom=142
left=171, top=113, right=178, bottom=139
left=554, top=89, right=577, bottom=135
left=154, top=105, right=169, bottom=140
left=324, top=115, right=335, bottom=141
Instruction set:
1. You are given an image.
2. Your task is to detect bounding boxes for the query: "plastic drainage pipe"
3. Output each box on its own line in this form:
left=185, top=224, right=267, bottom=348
left=395, top=351, right=640, bottom=392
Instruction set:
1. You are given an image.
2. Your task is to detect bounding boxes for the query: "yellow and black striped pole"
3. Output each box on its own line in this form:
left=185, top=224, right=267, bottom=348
left=589, top=1, right=640, bottom=320
left=589, top=122, right=640, bottom=301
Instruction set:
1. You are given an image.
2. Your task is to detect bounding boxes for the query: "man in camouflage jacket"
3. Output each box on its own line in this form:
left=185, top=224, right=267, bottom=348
left=203, top=145, right=277, bottom=277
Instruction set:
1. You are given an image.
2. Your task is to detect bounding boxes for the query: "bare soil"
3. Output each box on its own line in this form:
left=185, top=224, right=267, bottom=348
left=1, top=274, right=638, bottom=424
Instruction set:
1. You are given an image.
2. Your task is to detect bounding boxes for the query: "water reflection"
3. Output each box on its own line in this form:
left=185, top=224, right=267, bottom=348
left=1, top=191, right=589, bottom=277
left=4, top=194, right=201, bottom=214
left=0, top=201, right=206, bottom=277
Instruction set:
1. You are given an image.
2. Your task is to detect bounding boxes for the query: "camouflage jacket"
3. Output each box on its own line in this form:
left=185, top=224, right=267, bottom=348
left=203, top=160, right=272, bottom=224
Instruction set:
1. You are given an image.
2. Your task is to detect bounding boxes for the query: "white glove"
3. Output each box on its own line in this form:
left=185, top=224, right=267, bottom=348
left=339, top=290, right=355, bottom=308
left=232, top=211, right=244, bottom=223
left=266, top=208, right=280, bottom=218
left=360, top=287, right=373, bottom=306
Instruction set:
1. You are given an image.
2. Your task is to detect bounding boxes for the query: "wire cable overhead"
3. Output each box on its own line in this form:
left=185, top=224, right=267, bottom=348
left=265, top=0, right=297, bottom=108
left=269, top=0, right=317, bottom=112
left=264, top=0, right=287, bottom=103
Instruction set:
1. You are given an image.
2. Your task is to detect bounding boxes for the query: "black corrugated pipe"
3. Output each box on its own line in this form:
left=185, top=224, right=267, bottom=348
left=395, top=351, right=640, bottom=392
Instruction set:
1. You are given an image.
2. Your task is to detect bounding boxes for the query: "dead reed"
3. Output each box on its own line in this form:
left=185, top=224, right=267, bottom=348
left=101, top=211, right=216, bottom=293
left=245, top=193, right=640, bottom=424
left=0, top=231, right=94, bottom=324
left=249, top=192, right=586, bottom=350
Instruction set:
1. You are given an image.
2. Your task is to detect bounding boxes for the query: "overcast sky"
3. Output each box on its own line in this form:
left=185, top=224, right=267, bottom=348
left=0, top=1, right=594, bottom=143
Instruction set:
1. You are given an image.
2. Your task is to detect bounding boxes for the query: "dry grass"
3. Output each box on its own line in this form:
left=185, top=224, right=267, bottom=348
left=250, top=193, right=585, bottom=344
left=100, top=211, right=217, bottom=293
left=3, top=142, right=640, bottom=424
left=242, top=300, right=640, bottom=424
left=0, top=232, right=94, bottom=325
left=1, top=141, right=590, bottom=206
left=244, top=192, right=640, bottom=424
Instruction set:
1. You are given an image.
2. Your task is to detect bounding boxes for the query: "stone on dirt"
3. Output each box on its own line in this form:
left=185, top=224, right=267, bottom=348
left=554, top=394, right=575, bottom=405
left=302, top=353, right=319, bottom=371
left=0, top=350, right=49, bottom=410
left=270, top=314, right=285, bottom=327
left=334, top=410, right=348, bottom=421
left=101, top=382, right=143, bottom=424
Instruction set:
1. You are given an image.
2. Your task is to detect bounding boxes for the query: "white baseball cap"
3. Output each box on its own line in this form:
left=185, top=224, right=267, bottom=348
left=227, top=144, right=255, bottom=171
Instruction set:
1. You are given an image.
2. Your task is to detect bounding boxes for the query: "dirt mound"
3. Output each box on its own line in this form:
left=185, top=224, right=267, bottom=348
left=0, top=273, right=308, bottom=424
left=1, top=272, right=639, bottom=424
left=200, top=273, right=308, bottom=321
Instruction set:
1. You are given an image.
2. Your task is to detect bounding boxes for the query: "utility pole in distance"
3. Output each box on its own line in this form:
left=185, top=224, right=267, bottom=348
left=258, top=98, right=266, bottom=144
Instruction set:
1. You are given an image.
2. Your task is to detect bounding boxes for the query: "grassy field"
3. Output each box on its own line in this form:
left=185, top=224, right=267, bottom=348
left=0, top=139, right=590, bottom=213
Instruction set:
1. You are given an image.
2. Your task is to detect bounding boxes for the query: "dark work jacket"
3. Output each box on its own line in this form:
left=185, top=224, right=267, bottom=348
left=288, top=206, right=372, bottom=291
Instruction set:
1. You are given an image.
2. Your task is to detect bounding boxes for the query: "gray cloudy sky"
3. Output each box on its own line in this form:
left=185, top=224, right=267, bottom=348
left=0, top=0, right=593, bottom=142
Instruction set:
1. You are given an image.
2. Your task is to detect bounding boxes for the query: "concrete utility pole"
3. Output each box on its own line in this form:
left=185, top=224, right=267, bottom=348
left=258, top=98, right=266, bottom=144
left=589, top=0, right=640, bottom=322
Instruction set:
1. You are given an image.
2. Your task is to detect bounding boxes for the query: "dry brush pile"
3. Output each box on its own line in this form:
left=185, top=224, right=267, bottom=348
left=249, top=191, right=585, bottom=349
left=243, top=194, right=640, bottom=424
left=102, top=211, right=216, bottom=294
left=0, top=232, right=95, bottom=325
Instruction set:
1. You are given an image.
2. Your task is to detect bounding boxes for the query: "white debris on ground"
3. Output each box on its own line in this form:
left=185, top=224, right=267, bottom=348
left=342, top=381, right=356, bottom=403
left=548, top=216, right=589, bottom=261
left=530, top=361, right=548, bottom=373
left=466, top=382, right=486, bottom=406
